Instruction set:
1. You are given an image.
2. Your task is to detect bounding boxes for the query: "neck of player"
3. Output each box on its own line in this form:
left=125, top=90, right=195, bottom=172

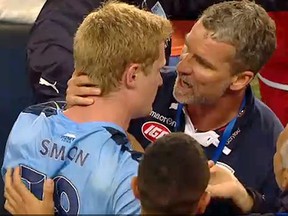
left=64, top=93, right=132, bottom=130
left=186, top=89, right=246, bottom=132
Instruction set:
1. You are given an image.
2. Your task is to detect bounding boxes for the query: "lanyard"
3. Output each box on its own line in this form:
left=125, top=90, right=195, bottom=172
left=175, top=97, right=246, bottom=162
left=175, top=103, right=184, bottom=132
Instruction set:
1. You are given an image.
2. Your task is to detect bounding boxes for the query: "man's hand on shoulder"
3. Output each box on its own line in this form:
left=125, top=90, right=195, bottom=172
left=4, top=167, right=55, bottom=215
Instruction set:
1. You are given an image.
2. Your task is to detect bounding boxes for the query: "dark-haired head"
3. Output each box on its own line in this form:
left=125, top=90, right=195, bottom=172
left=131, top=132, right=210, bottom=214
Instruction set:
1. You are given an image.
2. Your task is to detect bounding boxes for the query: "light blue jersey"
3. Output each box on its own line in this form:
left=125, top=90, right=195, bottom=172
left=2, top=102, right=141, bottom=215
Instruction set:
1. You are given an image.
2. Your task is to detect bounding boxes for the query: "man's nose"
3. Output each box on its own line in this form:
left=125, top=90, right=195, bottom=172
left=177, top=56, right=191, bottom=75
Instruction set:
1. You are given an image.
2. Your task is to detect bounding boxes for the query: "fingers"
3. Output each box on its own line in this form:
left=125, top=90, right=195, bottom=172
left=4, top=200, right=16, bottom=215
left=71, top=70, right=90, bottom=78
left=206, top=184, right=229, bottom=199
left=4, top=168, right=23, bottom=211
left=209, top=164, right=218, bottom=175
left=43, top=179, right=54, bottom=204
left=4, top=189, right=18, bottom=212
left=209, top=164, right=234, bottom=176
left=67, top=74, right=100, bottom=95
left=67, top=74, right=101, bottom=96
left=12, top=167, right=34, bottom=200
left=208, top=160, right=215, bottom=168
left=5, top=167, right=23, bottom=202
left=67, top=86, right=101, bottom=97
left=5, top=168, right=12, bottom=188
left=69, top=74, right=95, bottom=86
left=66, top=95, right=94, bottom=107
left=42, top=179, right=55, bottom=215
left=4, top=167, right=56, bottom=215
left=66, top=74, right=101, bottom=107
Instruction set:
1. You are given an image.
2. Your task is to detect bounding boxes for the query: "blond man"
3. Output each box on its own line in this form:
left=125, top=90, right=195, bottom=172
left=2, top=1, right=171, bottom=214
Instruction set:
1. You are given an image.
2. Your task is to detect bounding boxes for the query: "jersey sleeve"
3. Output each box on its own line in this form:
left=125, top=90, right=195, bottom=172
left=1, top=112, right=37, bottom=178
left=1, top=102, right=64, bottom=179
left=112, top=172, right=140, bottom=214
left=109, top=155, right=140, bottom=214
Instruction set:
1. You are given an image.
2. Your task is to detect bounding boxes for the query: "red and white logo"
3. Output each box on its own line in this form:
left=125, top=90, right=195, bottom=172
left=141, top=121, right=171, bottom=142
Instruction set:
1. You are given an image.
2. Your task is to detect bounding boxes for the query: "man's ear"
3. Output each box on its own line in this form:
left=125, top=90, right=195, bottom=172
left=125, top=64, right=140, bottom=89
left=131, top=176, right=140, bottom=200
left=230, top=71, right=254, bottom=91
left=196, top=191, right=210, bottom=214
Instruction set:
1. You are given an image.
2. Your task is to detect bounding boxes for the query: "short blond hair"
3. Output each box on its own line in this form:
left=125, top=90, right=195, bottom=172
left=200, top=0, right=276, bottom=74
left=73, top=1, right=172, bottom=95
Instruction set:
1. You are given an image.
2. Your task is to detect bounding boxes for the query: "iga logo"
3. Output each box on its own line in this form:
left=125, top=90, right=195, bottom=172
left=142, top=121, right=171, bottom=142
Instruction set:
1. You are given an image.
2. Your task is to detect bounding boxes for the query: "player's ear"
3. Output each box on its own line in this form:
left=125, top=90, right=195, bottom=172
left=125, top=64, right=140, bottom=89
left=131, top=176, right=140, bottom=199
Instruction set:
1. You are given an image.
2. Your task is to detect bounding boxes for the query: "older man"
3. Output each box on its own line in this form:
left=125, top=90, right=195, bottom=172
left=67, top=1, right=283, bottom=213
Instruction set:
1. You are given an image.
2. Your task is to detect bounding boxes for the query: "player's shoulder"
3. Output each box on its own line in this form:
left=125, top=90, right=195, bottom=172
left=8, top=101, right=65, bottom=143
left=112, top=149, right=142, bottom=188
left=104, top=126, right=143, bottom=163
left=13, top=101, right=64, bottom=129
left=22, top=101, right=66, bottom=117
left=104, top=126, right=130, bottom=146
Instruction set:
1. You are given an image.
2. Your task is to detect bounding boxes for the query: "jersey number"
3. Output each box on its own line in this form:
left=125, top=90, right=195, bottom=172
left=20, top=165, right=80, bottom=215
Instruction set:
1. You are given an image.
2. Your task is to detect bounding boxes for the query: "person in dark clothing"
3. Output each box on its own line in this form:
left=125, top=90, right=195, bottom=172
left=28, top=0, right=173, bottom=103
left=28, top=0, right=102, bottom=102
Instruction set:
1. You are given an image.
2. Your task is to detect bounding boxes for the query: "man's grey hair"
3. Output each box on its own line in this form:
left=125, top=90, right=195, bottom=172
left=200, top=0, right=276, bottom=75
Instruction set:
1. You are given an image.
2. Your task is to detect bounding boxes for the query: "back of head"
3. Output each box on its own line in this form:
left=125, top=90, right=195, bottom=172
left=137, top=133, right=209, bottom=214
left=200, top=0, right=276, bottom=74
left=73, top=1, right=172, bottom=95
